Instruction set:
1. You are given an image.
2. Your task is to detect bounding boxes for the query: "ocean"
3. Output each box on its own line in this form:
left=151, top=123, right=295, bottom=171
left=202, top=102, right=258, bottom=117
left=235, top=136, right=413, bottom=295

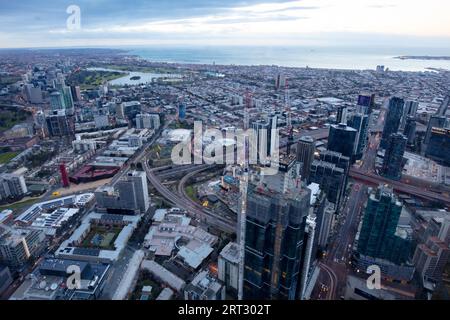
left=124, top=45, right=450, bottom=72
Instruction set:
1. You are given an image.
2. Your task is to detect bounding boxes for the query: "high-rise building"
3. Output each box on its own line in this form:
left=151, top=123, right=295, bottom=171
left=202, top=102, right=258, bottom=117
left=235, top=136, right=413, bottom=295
left=121, top=101, right=142, bottom=124
left=309, top=160, right=345, bottom=207
left=0, top=173, right=28, bottom=201
left=382, top=133, right=407, bottom=180
left=243, top=165, right=311, bottom=300
left=424, top=115, right=447, bottom=145
left=357, top=186, right=412, bottom=265
left=49, top=91, right=66, bottom=111
left=380, top=97, right=404, bottom=149
left=136, top=113, right=160, bottom=130
left=336, top=106, right=348, bottom=124
left=357, top=93, right=376, bottom=114
left=327, top=123, right=357, bottom=161
left=251, top=115, right=277, bottom=160
left=348, top=113, right=369, bottom=160
left=403, top=117, right=416, bottom=146
left=218, top=242, right=240, bottom=294
left=425, top=127, right=450, bottom=166
left=436, top=94, right=450, bottom=117
left=0, top=227, right=46, bottom=269
left=413, top=237, right=449, bottom=285
left=24, top=84, right=43, bottom=104
left=62, top=86, right=75, bottom=115
left=45, top=110, right=74, bottom=137
left=275, top=73, right=286, bottom=90
left=70, top=85, right=82, bottom=102
left=296, top=136, right=315, bottom=181
left=400, top=100, right=418, bottom=130
left=178, top=103, right=186, bottom=122
left=95, top=170, right=149, bottom=214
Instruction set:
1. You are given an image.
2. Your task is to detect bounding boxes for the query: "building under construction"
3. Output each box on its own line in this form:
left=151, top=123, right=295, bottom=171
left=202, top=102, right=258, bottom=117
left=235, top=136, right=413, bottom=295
left=242, top=160, right=311, bottom=300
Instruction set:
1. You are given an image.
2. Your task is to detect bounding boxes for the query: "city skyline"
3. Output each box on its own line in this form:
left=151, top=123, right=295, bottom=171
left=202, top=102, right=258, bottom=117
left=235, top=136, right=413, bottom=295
left=1, top=0, right=450, bottom=48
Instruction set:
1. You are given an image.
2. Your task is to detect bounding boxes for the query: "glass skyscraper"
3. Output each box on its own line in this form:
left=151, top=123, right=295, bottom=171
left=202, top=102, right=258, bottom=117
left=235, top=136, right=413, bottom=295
left=380, top=97, right=404, bottom=149
left=327, top=123, right=357, bottom=161
left=243, top=164, right=311, bottom=300
left=357, top=186, right=411, bottom=265
left=381, top=133, right=407, bottom=180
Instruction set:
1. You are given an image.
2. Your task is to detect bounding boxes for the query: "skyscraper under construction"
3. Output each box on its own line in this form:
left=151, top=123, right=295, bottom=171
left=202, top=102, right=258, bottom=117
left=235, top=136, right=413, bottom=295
left=243, top=158, right=311, bottom=300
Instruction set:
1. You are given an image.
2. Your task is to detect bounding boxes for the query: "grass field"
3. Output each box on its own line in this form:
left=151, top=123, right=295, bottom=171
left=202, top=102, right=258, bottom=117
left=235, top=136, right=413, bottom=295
left=81, top=225, right=122, bottom=250
left=0, top=197, right=41, bottom=214
left=0, top=152, right=19, bottom=164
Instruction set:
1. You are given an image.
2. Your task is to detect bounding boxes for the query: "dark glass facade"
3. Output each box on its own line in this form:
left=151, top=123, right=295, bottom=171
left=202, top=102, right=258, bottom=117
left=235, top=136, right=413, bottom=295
left=425, top=128, right=450, bottom=166
left=243, top=184, right=310, bottom=300
left=327, top=123, right=357, bottom=161
left=380, top=97, right=404, bottom=149
left=381, top=133, right=407, bottom=180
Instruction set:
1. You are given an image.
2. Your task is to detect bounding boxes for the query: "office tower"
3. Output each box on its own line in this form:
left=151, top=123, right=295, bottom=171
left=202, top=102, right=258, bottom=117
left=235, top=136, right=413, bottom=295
left=296, top=136, right=315, bottom=181
left=380, top=97, right=404, bottom=149
left=425, top=127, right=450, bottom=166
left=357, top=93, right=376, bottom=114
left=184, top=270, right=225, bottom=300
left=348, top=113, right=369, bottom=160
left=309, top=160, right=345, bottom=207
left=70, top=85, right=82, bottom=102
left=95, top=170, right=149, bottom=214
left=121, top=101, right=142, bottom=124
left=50, top=91, right=66, bottom=111
left=243, top=165, right=311, bottom=300
left=357, top=186, right=411, bottom=265
left=24, top=84, right=43, bottom=104
left=275, top=73, right=286, bottom=90
left=336, top=106, right=348, bottom=124
left=136, top=113, right=161, bottom=130
left=403, top=116, right=416, bottom=146
left=382, top=133, right=407, bottom=180
left=424, top=115, right=446, bottom=145
left=251, top=115, right=277, bottom=160
left=0, top=227, right=46, bottom=269
left=400, top=100, right=418, bottom=130
left=45, top=110, right=74, bottom=137
left=327, top=123, right=357, bottom=161
left=436, top=94, right=450, bottom=117
left=413, top=237, right=449, bottom=285
left=0, top=173, right=28, bottom=201
left=62, top=86, right=75, bottom=115
left=218, top=242, right=240, bottom=294
left=178, top=103, right=186, bottom=122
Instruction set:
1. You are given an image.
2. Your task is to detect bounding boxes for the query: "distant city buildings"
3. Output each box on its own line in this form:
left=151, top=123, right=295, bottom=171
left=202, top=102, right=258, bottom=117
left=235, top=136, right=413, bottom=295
left=136, top=113, right=160, bottom=130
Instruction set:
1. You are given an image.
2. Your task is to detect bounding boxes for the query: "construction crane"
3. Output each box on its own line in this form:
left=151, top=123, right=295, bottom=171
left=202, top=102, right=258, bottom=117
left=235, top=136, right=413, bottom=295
left=285, top=80, right=295, bottom=154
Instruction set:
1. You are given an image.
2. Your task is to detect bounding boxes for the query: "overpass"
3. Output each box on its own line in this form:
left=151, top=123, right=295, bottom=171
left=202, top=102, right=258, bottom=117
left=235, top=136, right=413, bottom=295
left=349, top=168, right=450, bottom=207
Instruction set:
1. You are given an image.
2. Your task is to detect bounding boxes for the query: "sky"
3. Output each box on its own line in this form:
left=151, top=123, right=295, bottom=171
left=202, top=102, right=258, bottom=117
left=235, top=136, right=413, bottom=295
left=1, top=0, right=450, bottom=49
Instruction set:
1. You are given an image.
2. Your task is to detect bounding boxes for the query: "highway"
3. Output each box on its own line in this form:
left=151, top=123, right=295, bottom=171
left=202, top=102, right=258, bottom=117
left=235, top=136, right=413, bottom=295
left=143, top=160, right=236, bottom=234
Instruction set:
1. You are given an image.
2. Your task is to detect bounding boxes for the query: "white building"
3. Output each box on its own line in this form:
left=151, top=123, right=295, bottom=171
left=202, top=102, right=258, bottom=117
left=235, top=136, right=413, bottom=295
left=218, top=242, right=240, bottom=292
left=0, top=173, right=28, bottom=201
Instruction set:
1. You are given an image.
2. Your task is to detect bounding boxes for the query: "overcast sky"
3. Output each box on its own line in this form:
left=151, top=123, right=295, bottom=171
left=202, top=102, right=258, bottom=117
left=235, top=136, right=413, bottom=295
left=1, top=0, right=450, bottom=48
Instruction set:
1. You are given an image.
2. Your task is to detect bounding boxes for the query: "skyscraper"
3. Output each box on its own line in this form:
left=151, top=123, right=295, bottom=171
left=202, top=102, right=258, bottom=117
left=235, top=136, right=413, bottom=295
left=424, top=115, right=446, bottom=145
left=348, top=113, right=369, bottom=160
left=309, top=160, right=345, bottom=207
left=296, top=136, right=315, bottom=181
left=425, top=127, right=450, bottom=166
left=382, top=133, right=407, bottom=180
left=436, top=94, right=450, bottom=117
left=403, top=116, right=416, bottom=146
left=243, top=164, right=311, bottom=300
left=50, top=91, right=66, bottom=111
left=336, top=106, right=348, bottom=124
left=357, top=185, right=411, bottom=265
left=380, top=97, right=404, bottom=149
left=95, top=170, right=150, bottom=214
left=357, top=93, right=376, bottom=114
left=327, top=123, right=357, bottom=161
left=251, top=115, right=277, bottom=161
left=400, top=100, right=418, bottom=130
